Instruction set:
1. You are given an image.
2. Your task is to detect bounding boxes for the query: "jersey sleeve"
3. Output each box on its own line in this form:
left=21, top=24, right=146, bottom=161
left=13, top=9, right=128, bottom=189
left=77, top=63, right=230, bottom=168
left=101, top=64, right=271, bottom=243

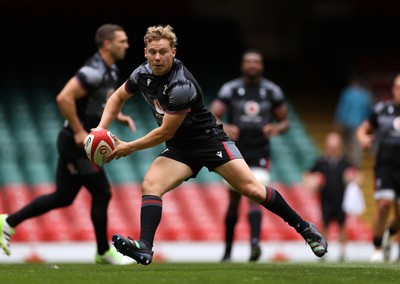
left=124, top=68, right=140, bottom=94
left=216, top=82, right=234, bottom=106
left=368, top=101, right=384, bottom=128
left=165, top=81, right=197, bottom=114
left=75, top=66, right=103, bottom=91
left=270, top=84, right=285, bottom=108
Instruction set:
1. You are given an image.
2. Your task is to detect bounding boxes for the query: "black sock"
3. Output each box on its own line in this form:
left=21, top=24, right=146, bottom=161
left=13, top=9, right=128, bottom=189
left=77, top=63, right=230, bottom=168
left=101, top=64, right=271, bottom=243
left=260, top=186, right=307, bottom=233
left=373, top=236, right=383, bottom=248
left=140, top=195, right=162, bottom=248
left=389, top=226, right=398, bottom=236
left=224, top=214, right=237, bottom=256
left=248, top=207, right=261, bottom=245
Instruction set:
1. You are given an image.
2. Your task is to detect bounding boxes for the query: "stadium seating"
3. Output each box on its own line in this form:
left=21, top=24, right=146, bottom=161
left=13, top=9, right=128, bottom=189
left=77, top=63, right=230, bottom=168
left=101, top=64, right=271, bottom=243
left=0, top=87, right=371, bottom=242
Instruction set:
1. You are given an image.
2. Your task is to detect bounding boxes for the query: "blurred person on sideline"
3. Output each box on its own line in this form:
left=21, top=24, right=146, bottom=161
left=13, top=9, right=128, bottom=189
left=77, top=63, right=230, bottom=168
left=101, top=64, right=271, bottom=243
left=91, top=24, right=327, bottom=266
left=303, top=132, right=361, bottom=261
left=209, top=49, right=289, bottom=262
left=334, top=75, right=373, bottom=167
left=0, top=24, right=135, bottom=264
left=357, top=73, right=400, bottom=262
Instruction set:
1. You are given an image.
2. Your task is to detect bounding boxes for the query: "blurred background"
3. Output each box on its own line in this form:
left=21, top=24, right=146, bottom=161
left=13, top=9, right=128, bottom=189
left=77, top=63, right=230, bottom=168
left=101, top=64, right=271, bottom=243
left=1, top=0, right=399, bottom=262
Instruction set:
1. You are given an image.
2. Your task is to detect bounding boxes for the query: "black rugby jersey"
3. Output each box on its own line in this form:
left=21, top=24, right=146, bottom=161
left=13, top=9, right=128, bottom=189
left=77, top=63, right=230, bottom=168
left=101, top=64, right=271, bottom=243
left=66, top=52, right=119, bottom=132
left=369, top=100, right=400, bottom=166
left=125, top=58, right=217, bottom=146
left=310, top=157, right=351, bottom=208
left=216, top=77, right=285, bottom=158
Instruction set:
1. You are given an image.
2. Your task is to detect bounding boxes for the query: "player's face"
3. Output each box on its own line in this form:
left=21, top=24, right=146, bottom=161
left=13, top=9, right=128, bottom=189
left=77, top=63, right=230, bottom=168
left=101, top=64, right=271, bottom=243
left=109, top=31, right=129, bottom=61
left=145, top=39, right=176, bottom=76
left=392, top=76, right=400, bottom=105
left=241, top=53, right=264, bottom=79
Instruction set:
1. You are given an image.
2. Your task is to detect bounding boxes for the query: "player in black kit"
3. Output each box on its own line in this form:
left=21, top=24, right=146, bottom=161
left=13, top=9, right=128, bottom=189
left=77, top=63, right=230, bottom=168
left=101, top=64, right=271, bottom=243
left=210, top=49, right=289, bottom=262
left=0, top=24, right=135, bottom=264
left=357, top=73, right=400, bottom=262
left=93, top=24, right=327, bottom=266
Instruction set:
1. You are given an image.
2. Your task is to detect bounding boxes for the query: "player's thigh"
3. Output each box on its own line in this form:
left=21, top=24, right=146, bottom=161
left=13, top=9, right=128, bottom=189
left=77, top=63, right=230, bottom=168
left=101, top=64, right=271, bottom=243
left=214, top=159, right=265, bottom=202
left=142, top=156, right=193, bottom=196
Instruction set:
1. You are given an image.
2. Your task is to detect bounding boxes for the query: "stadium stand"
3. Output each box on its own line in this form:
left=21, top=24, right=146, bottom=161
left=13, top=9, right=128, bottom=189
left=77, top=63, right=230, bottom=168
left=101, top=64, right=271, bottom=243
left=0, top=88, right=371, bottom=243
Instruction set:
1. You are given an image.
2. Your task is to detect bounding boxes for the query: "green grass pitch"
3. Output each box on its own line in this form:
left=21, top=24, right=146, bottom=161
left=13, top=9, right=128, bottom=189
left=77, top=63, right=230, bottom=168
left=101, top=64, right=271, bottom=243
left=0, top=262, right=399, bottom=284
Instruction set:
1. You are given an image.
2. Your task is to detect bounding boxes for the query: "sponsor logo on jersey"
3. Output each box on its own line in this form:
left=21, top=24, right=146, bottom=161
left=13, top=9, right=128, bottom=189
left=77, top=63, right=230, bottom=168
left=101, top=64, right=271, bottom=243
left=147, top=78, right=152, bottom=86
left=216, top=151, right=223, bottom=158
left=153, top=99, right=165, bottom=114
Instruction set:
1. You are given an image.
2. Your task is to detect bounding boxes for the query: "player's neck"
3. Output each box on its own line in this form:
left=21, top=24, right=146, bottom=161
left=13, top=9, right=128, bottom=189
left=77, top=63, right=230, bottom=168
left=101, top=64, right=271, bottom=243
left=244, top=76, right=261, bottom=86
left=99, top=49, right=115, bottom=67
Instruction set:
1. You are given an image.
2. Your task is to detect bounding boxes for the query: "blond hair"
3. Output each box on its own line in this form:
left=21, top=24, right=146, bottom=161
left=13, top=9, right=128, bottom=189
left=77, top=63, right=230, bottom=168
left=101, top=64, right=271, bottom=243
left=144, top=25, right=178, bottom=48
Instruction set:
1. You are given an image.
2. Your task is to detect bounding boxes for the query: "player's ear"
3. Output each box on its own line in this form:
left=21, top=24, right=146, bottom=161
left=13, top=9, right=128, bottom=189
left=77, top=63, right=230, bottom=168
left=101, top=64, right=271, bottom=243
left=172, top=47, right=176, bottom=58
left=103, top=39, right=112, bottom=50
left=144, top=48, right=148, bottom=58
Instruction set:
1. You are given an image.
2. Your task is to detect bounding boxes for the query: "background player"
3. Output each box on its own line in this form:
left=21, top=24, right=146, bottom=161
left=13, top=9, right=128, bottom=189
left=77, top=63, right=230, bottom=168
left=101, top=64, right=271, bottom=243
left=0, top=23, right=135, bottom=264
left=357, top=73, right=400, bottom=262
left=210, top=49, right=289, bottom=262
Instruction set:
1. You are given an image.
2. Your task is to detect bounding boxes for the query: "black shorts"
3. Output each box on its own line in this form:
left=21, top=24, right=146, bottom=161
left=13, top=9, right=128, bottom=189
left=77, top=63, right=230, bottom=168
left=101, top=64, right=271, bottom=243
left=159, top=127, right=243, bottom=179
left=321, top=204, right=346, bottom=226
left=240, top=148, right=270, bottom=168
left=57, top=128, right=103, bottom=177
left=374, top=165, right=400, bottom=199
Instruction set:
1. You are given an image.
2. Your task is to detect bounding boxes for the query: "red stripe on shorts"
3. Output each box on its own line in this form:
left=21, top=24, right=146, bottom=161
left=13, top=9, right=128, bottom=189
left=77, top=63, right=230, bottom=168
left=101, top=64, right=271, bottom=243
left=222, top=141, right=233, bottom=159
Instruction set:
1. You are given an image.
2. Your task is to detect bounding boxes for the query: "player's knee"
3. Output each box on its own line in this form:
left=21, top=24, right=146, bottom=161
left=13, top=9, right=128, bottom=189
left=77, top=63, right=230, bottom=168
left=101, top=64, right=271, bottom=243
left=141, top=179, right=161, bottom=196
left=376, top=200, right=392, bottom=214
left=243, top=186, right=265, bottom=203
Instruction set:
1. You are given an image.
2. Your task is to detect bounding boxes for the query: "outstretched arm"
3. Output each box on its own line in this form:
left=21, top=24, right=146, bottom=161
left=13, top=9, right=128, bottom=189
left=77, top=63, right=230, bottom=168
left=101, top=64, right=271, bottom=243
left=105, top=112, right=186, bottom=162
left=97, top=83, right=132, bottom=130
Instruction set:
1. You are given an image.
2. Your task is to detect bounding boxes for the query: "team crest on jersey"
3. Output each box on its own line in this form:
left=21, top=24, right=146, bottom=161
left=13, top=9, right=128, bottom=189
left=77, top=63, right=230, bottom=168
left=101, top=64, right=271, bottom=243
left=244, top=100, right=260, bottom=117
left=163, top=84, right=168, bottom=95
left=393, top=117, right=400, bottom=132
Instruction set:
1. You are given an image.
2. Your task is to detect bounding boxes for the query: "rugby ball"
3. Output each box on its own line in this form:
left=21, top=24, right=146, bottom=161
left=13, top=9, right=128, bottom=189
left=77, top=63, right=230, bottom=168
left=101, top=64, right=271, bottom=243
left=84, top=129, right=116, bottom=166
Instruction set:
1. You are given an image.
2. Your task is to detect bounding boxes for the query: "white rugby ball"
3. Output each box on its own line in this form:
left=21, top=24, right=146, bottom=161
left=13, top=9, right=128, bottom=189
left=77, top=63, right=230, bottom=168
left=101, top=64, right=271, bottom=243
left=84, top=129, right=116, bottom=166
